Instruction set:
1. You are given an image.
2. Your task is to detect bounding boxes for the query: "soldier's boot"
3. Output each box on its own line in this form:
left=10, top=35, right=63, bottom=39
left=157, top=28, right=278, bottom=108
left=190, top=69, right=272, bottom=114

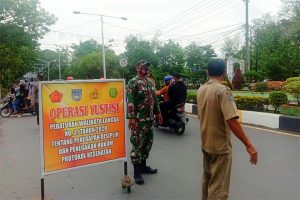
left=141, top=159, right=157, bottom=174
left=133, top=164, right=144, bottom=185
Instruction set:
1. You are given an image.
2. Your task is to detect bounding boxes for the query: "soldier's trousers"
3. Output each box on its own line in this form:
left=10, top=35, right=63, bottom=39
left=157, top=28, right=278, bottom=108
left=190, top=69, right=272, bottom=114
left=130, top=121, right=154, bottom=164
left=202, top=150, right=232, bottom=200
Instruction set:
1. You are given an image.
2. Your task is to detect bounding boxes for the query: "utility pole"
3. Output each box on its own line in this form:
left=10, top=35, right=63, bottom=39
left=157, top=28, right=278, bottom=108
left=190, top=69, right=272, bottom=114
left=244, top=0, right=250, bottom=71
left=255, top=31, right=258, bottom=71
left=58, top=49, right=61, bottom=80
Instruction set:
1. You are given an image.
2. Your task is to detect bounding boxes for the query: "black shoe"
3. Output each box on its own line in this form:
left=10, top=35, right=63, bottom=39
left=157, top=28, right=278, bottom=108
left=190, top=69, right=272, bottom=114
left=141, top=160, right=157, bottom=174
left=133, top=164, right=144, bottom=185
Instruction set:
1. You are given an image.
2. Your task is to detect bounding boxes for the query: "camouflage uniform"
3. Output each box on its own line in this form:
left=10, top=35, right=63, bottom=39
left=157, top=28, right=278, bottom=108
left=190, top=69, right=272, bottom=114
left=127, top=75, right=160, bottom=164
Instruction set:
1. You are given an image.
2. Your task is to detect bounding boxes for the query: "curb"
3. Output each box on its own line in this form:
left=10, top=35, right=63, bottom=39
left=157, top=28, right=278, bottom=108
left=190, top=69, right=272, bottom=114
left=185, top=103, right=300, bottom=135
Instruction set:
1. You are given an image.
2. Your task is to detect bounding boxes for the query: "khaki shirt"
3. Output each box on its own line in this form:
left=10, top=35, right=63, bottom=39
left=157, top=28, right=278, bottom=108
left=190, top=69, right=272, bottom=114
left=197, top=79, right=238, bottom=154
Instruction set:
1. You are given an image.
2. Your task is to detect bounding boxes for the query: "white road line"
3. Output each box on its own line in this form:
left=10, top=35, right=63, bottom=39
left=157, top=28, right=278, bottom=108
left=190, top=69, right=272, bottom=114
left=186, top=113, right=300, bottom=138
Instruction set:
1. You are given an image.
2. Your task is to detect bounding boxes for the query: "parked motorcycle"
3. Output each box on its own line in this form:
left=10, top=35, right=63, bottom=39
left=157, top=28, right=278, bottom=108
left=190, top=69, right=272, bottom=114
left=155, top=103, right=189, bottom=135
left=0, top=95, right=36, bottom=118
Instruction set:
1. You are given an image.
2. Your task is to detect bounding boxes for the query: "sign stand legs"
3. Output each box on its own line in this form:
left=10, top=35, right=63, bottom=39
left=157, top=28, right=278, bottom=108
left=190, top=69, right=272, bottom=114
left=41, top=178, right=45, bottom=200
left=124, top=161, right=131, bottom=193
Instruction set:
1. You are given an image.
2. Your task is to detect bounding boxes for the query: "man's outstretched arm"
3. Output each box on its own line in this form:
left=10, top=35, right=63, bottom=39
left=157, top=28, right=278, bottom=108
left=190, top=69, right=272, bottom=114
left=226, top=118, right=258, bottom=165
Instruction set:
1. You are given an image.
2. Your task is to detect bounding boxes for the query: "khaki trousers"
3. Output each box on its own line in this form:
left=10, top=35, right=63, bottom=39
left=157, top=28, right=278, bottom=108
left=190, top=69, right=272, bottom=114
left=202, top=150, right=232, bottom=200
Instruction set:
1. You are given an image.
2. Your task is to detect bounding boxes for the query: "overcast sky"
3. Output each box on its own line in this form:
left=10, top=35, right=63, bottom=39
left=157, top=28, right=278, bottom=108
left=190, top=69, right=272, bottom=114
left=39, top=0, right=283, bottom=55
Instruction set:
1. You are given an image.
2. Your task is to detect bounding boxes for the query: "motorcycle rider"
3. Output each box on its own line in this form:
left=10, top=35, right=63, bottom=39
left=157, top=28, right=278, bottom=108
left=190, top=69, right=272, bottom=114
left=12, top=80, right=28, bottom=116
left=156, top=75, right=173, bottom=123
left=158, top=73, right=187, bottom=125
left=155, top=75, right=173, bottom=101
left=168, top=72, right=187, bottom=111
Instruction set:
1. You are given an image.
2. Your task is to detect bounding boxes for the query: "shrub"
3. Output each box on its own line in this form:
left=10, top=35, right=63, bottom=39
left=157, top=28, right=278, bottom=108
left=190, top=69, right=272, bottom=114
left=253, top=82, right=268, bottom=92
left=234, top=96, right=269, bottom=111
left=221, top=80, right=233, bottom=89
left=284, top=80, right=300, bottom=105
left=243, top=70, right=264, bottom=82
left=286, top=77, right=300, bottom=83
left=266, top=81, right=285, bottom=91
left=187, top=92, right=197, bottom=103
left=269, top=91, right=288, bottom=113
left=232, top=68, right=245, bottom=90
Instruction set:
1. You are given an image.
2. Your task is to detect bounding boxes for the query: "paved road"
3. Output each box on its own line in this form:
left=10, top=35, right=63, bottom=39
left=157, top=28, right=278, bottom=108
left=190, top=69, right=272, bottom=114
left=0, top=114, right=299, bottom=200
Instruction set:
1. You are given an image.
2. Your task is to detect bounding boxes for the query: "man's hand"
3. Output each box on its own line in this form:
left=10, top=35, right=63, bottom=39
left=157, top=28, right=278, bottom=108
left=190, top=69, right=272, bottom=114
left=155, top=113, right=163, bottom=125
left=226, top=118, right=258, bottom=165
left=128, top=118, right=137, bottom=131
left=246, top=144, right=258, bottom=165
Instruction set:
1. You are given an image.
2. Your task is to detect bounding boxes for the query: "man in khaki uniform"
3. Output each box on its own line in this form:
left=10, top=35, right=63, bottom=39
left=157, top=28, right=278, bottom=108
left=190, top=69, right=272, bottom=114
left=197, top=59, right=258, bottom=200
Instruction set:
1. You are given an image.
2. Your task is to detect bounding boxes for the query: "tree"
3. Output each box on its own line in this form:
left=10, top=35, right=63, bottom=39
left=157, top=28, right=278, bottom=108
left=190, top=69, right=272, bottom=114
left=0, top=0, right=56, bottom=40
left=184, top=43, right=216, bottom=87
left=38, top=48, right=72, bottom=80
left=156, top=40, right=185, bottom=74
left=251, top=12, right=300, bottom=80
left=70, top=40, right=121, bottom=79
left=0, top=24, right=37, bottom=90
left=221, top=34, right=243, bottom=58
left=0, top=0, right=56, bottom=92
left=123, top=35, right=157, bottom=81
left=71, top=40, right=101, bottom=58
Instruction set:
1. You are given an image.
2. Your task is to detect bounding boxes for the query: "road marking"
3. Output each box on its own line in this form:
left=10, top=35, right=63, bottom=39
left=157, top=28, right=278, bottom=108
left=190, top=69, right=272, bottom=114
left=186, top=114, right=300, bottom=138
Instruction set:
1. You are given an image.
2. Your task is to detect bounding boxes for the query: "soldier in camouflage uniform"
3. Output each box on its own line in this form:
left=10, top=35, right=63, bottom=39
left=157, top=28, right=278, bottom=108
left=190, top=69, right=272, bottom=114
left=127, top=59, right=163, bottom=185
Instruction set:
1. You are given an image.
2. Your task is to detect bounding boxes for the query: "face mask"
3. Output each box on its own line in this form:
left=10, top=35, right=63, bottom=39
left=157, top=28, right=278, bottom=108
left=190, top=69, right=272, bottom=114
left=138, top=68, right=148, bottom=76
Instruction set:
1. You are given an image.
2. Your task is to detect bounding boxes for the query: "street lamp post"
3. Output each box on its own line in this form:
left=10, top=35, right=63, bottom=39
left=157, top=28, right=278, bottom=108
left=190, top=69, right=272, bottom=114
left=73, top=11, right=127, bottom=79
left=58, top=50, right=61, bottom=80
left=36, top=59, right=57, bottom=81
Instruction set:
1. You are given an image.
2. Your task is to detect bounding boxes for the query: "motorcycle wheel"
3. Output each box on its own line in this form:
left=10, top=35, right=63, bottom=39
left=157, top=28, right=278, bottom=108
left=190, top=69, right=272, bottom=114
left=0, top=107, right=13, bottom=118
left=174, top=122, right=185, bottom=135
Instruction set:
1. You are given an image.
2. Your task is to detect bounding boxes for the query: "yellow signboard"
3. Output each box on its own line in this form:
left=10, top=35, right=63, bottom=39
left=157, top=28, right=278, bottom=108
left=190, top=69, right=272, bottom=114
left=40, top=80, right=126, bottom=175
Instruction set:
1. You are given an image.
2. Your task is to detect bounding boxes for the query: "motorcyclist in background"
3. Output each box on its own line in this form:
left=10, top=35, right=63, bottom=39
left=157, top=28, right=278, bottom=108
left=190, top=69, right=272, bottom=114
left=155, top=75, right=173, bottom=101
left=157, top=73, right=187, bottom=125
left=156, top=75, right=173, bottom=124
left=168, top=73, right=187, bottom=108
left=12, top=80, right=28, bottom=116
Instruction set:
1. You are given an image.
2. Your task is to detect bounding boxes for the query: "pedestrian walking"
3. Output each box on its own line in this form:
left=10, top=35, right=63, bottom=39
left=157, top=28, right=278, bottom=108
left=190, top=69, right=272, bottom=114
left=197, top=58, right=258, bottom=200
left=127, top=59, right=163, bottom=185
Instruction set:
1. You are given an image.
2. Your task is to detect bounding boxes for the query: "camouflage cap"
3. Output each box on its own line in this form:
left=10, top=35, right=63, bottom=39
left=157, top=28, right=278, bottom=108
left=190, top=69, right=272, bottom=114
left=136, top=59, right=150, bottom=68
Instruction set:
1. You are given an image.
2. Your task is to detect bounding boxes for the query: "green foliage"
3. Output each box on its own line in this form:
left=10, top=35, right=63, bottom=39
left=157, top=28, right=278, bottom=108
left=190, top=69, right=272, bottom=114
left=234, top=96, right=269, bottom=111
left=243, top=70, right=264, bottom=82
left=0, top=0, right=56, bottom=89
left=269, top=91, right=288, bottom=112
left=184, top=43, right=216, bottom=88
left=286, top=77, right=300, bottom=83
left=284, top=80, right=300, bottom=105
left=123, top=35, right=157, bottom=81
left=156, top=40, right=185, bottom=74
left=69, top=40, right=121, bottom=79
left=221, top=79, right=233, bottom=90
left=187, top=92, right=197, bottom=103
left=253, top=82, right=268, bottom=92
left=221, top=35, right=243, bottom=58
left=251, top=12, right=300, bottom=80
left=280, top=105, right=300, bottom=117
left=38, top=48, right=71, bottom=80
left=71, top=40, right=101, bottom=58
left=0, top=0, right=56, bottom=40
left=0, top=24, right=38, bottom=89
